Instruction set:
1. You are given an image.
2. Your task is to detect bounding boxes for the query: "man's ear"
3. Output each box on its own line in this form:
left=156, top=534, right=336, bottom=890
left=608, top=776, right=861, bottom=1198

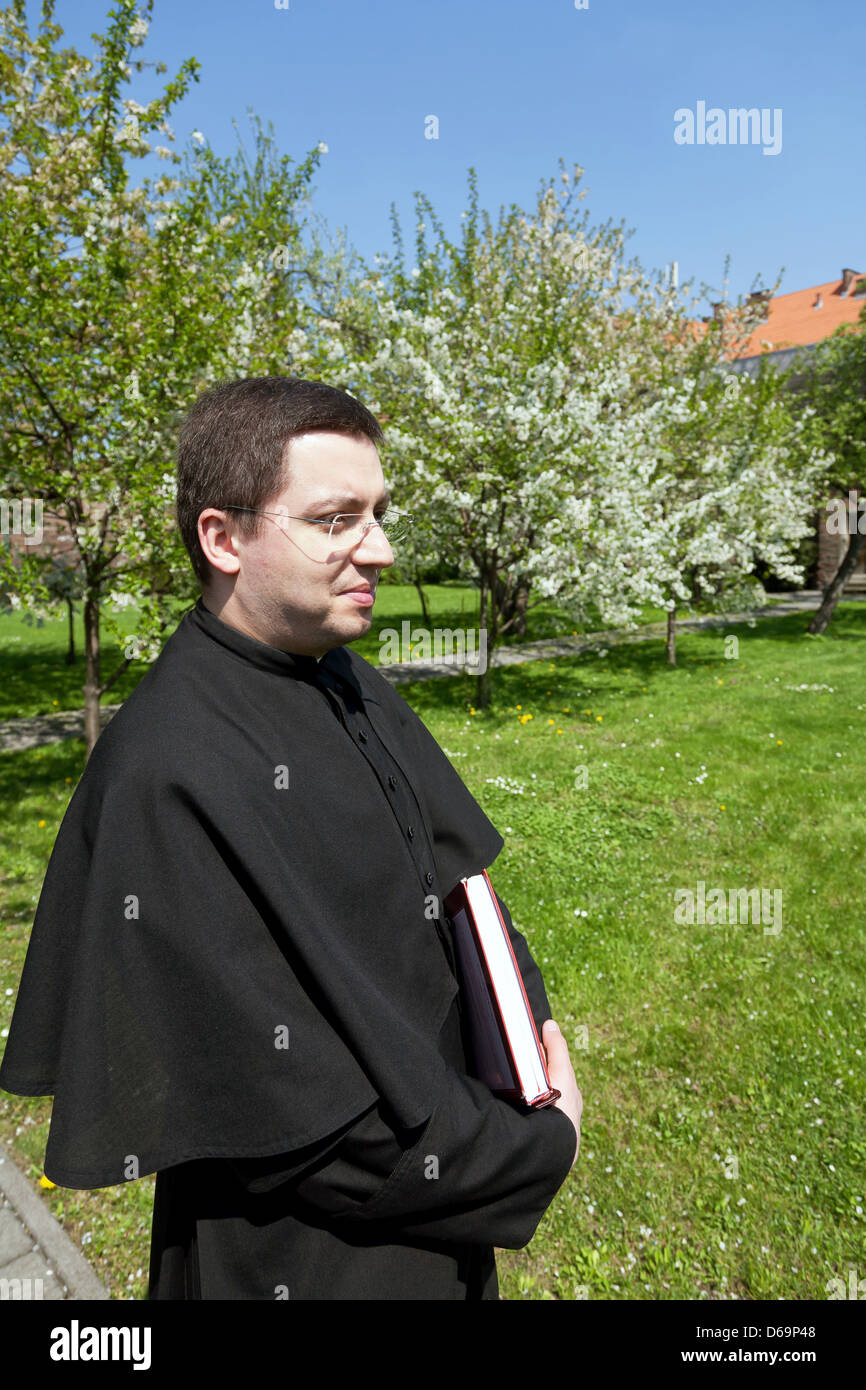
left=198, top=508, right=241, bottom=577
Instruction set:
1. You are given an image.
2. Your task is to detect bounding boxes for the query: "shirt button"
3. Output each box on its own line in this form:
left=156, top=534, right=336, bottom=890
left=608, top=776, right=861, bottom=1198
left=407, top=825, right=414, bottom=839
left=425, top=871, right=434, bottom=886
left=358, top=729, right=368, bottom=742
left=388, top=774, right=397, bottom=789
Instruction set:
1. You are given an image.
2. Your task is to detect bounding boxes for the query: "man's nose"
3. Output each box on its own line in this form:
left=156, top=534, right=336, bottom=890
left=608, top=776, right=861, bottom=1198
left=355, top=522, right=394, bottom=567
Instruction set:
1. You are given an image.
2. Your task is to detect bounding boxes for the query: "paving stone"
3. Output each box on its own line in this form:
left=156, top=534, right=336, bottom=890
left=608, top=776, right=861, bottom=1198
left=0, top=1249, right=67, bottom=1300
left=0, top=1157, right=108, bottom=1299
left=0, top=1203, right=33, bottom=1265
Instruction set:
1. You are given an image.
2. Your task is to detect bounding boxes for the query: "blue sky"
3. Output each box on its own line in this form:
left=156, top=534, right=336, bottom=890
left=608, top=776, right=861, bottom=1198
left=28, top=0, right=866, bottom=311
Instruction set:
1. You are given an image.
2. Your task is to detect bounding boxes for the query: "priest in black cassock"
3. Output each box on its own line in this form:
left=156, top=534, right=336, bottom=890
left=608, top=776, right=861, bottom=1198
left=0, top=375, right=582, bottom=1301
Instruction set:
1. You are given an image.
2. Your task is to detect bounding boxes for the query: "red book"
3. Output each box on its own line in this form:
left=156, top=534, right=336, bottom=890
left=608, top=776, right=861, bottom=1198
left=443, top=869, right=561, bottom=1109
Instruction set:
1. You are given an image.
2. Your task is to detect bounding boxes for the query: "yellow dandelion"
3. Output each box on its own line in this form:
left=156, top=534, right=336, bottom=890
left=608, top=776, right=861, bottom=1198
left=64, top=777, right=71, bottom=783
left=777, top=740, right=782, bottom=745
left=596, top=716, right=602, bottom=722
left=557, top=729, right=563, bottom=734
left=547, top=718, right=555, bottom=725
left=585, top=708, right=591, bottom=715
left=717, top=679, right=724, bottom=685
left=562, top=707, right=569, bottom=713
left=52, top=699, right=58, bottom=706
left=516, top=704, right=522, bottom=710
left=720, top=804, right=726, bottom=811
left=38, top=819, right=47, bottom=828
left=469, top=707, right=476, bottom=715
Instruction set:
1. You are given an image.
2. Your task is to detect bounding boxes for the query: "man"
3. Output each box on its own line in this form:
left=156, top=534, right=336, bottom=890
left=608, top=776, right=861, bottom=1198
left=0, top=375, right=582, bottom=1301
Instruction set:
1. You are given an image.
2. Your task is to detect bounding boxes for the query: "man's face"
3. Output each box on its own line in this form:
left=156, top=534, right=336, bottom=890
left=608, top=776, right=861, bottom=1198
left=200, top=431, right=395, bottom=658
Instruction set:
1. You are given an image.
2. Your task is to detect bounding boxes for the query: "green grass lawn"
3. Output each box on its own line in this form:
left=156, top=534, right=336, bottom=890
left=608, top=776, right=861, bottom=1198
left=1, top=601, right=864, bottom=1300
left=0, top=582, right=674, bottom=720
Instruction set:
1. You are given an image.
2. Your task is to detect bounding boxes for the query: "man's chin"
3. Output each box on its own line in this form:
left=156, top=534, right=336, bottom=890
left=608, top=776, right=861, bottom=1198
left=329, top=603, right=374, bottom=644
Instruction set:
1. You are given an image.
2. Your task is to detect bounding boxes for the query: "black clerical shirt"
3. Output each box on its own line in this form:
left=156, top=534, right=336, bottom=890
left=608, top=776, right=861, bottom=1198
left=146, top=602, right=574, bottom=1301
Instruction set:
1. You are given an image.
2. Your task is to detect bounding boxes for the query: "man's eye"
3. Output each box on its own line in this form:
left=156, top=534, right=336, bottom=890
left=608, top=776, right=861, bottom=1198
left=321, top=511, right=388, bottom=525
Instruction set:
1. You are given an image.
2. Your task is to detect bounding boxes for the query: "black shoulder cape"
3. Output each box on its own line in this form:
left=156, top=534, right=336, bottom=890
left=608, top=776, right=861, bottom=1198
left=0, top=600, right=504, bottom=1188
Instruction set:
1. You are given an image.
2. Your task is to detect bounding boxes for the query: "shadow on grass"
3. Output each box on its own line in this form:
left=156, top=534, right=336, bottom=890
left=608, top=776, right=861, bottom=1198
left=397, top=606, right=866, bottom=723
left=0, top=644, right=145, bottom=720
left=4, top=604, right=864, bottom=743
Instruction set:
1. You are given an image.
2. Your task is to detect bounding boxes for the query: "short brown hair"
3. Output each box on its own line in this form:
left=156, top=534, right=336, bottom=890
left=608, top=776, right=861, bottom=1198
left=176, top=375, right=385, bottom=585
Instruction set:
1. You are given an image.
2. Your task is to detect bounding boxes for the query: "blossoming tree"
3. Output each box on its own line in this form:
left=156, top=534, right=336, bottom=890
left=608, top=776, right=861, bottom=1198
left=0, top=0, right=320, bottom=754
left=282, top=164, right=827, bottom=697
left=602, top=286, right=830, bottom=663
left=796, top=311, right=866, bottom=635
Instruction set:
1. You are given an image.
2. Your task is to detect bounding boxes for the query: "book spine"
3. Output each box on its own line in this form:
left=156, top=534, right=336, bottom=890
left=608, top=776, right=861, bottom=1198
left=480, top=869, right=560, bottom=1107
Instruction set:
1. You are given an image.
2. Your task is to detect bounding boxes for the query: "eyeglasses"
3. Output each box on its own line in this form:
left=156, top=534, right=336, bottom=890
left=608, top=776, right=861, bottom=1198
left=219, top=505, right=412, bottom=548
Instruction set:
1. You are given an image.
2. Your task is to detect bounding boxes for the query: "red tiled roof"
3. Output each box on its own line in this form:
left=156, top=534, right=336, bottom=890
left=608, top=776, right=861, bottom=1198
left=734, top=271, right=865, bottom=359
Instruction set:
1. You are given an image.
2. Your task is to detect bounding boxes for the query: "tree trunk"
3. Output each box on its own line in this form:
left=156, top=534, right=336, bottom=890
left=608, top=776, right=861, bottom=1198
left=511, top=577, right=529, bottom=638
left=65, top=598, right=75, bottom=665
left=82, top=594, right=102, bottom=760
left=808, top=529, right=866, bottom=635
left=666, top=607, right=676, bottom=665
left=413, top=570, right=431, bottom=628
left=475, top=578, right=491, bottom=708
left=495, top=572, right=530, bottom=639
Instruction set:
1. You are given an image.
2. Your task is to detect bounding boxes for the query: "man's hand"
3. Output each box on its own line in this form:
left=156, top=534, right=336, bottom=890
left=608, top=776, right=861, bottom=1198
left=542, top=1020, right=582, bottom=1167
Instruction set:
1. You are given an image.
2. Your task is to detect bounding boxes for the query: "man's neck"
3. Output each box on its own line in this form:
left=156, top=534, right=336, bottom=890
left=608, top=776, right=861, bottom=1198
left=199, top=593, right=328, bottom=661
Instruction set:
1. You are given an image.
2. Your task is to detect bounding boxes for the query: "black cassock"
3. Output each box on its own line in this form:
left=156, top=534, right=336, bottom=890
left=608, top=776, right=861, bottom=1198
left=0, top=597, right=575, bottom=1300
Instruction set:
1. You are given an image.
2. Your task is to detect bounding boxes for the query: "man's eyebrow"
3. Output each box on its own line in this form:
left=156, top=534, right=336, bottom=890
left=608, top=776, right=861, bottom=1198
left=307, top=490, right=392, bottom=510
